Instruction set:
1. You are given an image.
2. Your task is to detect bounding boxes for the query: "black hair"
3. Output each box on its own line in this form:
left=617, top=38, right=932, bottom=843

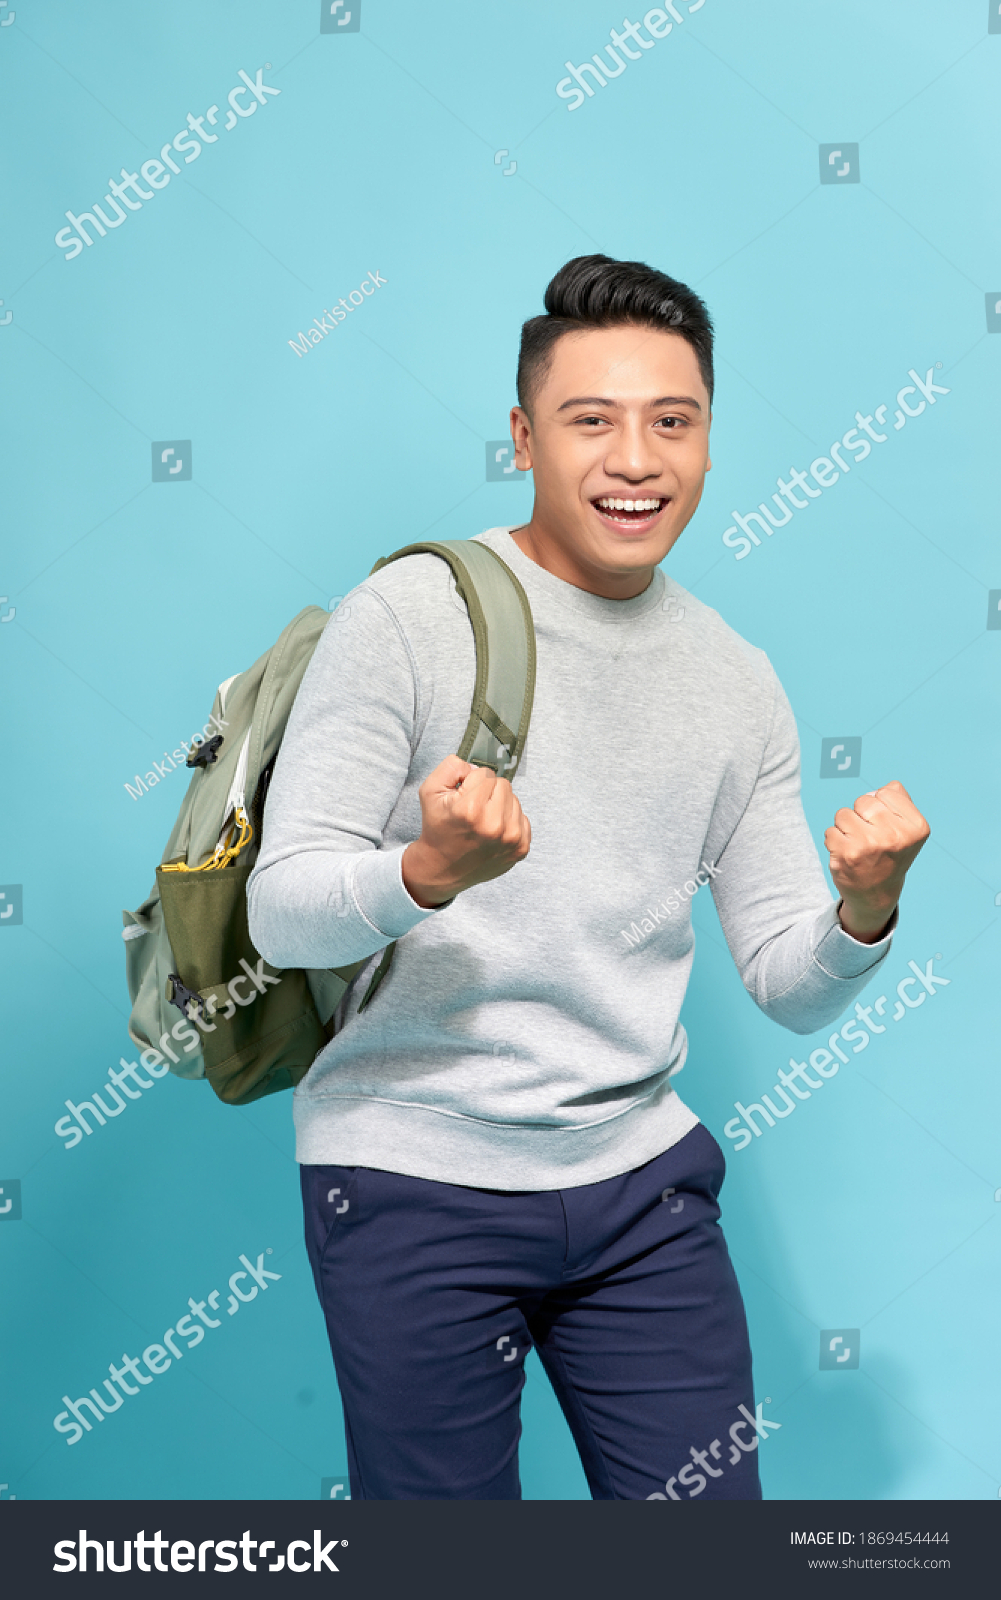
left=516, top=254, right=714, bottom=420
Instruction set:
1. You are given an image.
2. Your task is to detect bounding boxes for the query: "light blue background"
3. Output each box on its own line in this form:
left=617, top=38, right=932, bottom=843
left=1, top=0, right=999, bottom=1502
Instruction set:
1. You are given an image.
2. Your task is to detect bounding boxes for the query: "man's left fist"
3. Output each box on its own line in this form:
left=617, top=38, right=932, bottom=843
left=824, top=779, right=930, bottom=944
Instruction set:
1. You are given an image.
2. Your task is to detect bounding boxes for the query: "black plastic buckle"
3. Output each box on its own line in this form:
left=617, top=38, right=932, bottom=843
left=167, top=973, right=206, bottom=1022
left=186, top=734, right=224, bottom=768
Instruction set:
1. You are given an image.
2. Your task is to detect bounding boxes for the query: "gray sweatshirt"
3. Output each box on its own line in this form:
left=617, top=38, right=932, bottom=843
left=247, top=525, right=895, bottom=1189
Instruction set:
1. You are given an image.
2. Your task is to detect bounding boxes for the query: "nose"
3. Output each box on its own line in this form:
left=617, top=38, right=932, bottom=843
left=602, top=417, right=663, bottom=484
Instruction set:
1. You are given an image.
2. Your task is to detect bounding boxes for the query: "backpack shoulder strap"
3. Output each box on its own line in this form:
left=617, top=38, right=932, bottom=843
left=368, top=538, right=536, bottom=781
left=352, top=538, right=536, bottom=1013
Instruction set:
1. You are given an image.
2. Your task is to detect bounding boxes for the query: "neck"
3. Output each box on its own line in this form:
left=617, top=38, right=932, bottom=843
left=508, top=515, right=655, bottom=601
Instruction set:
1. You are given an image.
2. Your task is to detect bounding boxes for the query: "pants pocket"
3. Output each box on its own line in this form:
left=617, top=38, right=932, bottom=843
left=302, top=1164, right=359, bottom=1262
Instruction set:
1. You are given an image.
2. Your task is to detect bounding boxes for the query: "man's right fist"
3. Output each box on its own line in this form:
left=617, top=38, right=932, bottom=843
left=401, top=754, right=532, bottom=909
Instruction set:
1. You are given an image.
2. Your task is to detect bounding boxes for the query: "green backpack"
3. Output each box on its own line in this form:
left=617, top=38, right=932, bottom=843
left=122, top=539, right=536, bottom=1107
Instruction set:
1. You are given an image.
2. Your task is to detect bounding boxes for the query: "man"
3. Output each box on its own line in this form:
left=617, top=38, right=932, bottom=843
left=247, top=254, right=929, bottom=1501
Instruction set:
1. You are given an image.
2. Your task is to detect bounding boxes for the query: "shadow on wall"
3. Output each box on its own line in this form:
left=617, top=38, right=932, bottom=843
left=678, top=939, right=915, bottom=1502
left=767, top=1354, right=919, bottom=1501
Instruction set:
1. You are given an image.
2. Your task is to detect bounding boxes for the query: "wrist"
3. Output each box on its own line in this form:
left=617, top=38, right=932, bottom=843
left=402, top=841, right=458, bottom=910
left=837, top=895, right=897, bottom=944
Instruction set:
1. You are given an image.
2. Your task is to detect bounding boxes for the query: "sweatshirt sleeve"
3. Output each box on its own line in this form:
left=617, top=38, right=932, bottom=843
left=246, top=586, right=453, bottom=971
left=708, top=664, right=896, bottom=1034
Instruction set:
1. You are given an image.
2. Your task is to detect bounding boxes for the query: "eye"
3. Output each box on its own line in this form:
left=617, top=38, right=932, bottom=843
left=656, top=415, right=686, bottom=430
left=576, top=415, right=607, bottom=427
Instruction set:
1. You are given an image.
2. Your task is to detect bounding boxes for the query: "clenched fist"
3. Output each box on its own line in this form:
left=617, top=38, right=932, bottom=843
left=824, top=779, right=930, bottom=944
left=402, top=754, right=532, bottom=909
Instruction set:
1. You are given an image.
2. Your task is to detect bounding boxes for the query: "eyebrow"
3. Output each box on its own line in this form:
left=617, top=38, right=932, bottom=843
left=556, top=394, right=703, bottom=414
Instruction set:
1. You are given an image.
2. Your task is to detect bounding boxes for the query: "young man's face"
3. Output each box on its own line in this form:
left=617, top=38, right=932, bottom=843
left=509, top=323, right=712, bottom=598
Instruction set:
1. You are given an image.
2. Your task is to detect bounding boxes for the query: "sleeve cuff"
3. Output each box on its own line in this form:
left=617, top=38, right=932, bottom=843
left=349, top=844, right=456, bottom=940
left=812, top=900, right=898, bottom=980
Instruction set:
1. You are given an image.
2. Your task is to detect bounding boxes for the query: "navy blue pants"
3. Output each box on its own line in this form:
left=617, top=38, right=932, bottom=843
left=300, top=1123, right=761, bottom=1500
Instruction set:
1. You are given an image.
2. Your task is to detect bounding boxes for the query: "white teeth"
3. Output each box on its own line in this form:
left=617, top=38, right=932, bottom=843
left=595, top=497, right=662, bottom=513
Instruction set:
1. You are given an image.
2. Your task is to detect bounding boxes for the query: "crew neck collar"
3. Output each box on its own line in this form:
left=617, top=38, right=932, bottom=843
left=475, top=526, right=667, bottom=624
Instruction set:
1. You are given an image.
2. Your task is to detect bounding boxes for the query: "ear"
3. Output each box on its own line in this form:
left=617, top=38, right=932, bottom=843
left=510, top=406, right=533, bottom=470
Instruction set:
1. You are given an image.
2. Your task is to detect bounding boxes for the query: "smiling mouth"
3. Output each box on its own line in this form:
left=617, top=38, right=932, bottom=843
left=591, top=495, right=668, bottom=528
